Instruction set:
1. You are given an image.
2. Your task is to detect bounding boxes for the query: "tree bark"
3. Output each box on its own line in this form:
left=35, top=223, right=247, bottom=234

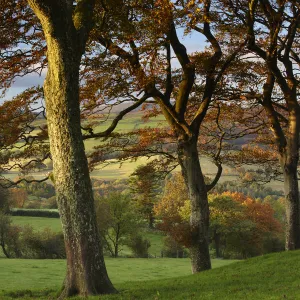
left=214, top=230, right=221, bottom=258
left=178, top=137, right=211, bottom=273
left=280, top=143, right=300, bottom=250
left=148, top=213, right=155, bottom=229
left=27, top=1, right=116, bottom=297
left=45, top=42, right=115, bottom=299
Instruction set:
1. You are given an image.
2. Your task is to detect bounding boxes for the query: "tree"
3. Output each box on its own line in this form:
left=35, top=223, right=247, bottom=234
left=154, top=173, right=192, bottom=248
left=208, top=194, right=246, bottom=258
left=81, top=0, right=247, bottom=273
left=129, top=164, right=162, bottom=228
left=96, top=193, right=143, bottom=258
left=156, top=174, right=284, bottom=258
left=9, top=188, right=28, bottom=208
left=226, top=0, right=300, bottom=250
left=0, top=0, right=116, bottom=296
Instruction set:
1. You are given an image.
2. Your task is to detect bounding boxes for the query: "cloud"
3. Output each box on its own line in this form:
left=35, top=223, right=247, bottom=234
left=12, top=72, right=45, bottom=88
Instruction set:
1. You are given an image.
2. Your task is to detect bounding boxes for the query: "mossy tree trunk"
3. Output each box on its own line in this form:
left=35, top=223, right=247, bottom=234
left=178, top=137, right=211, bottom=273
left=27, top=0, right=116, bottom=297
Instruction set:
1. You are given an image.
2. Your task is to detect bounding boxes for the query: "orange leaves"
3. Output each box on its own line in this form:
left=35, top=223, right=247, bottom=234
left=222, top=191, right=283, bottom=235
left=9, top=188, right=27, bottom=208
left=155, top=174, right=283, bottom=253
left=0, top=1, right=46, bottom=91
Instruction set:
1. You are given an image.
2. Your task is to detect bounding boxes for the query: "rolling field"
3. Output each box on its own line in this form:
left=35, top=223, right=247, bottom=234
left=0, top=257, right=237, bottom=295
left=3, top=112, right=284, bottom=191
left=1, top=251, right=300, bottom=299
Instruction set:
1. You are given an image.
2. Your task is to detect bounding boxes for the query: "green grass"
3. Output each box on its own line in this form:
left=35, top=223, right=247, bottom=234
left=11, top=216, right=62, bottom=233
left=1, top=251, right=300, bottom=299
left=0, top=257, right=236, bottom=297
left=10, top=216, right=164, bottom=256
left=98, top=251, right=300, bottom=300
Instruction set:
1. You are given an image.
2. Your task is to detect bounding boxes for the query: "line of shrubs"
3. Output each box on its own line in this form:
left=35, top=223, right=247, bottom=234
left=0, top=214, right=65, bottom=259
left=9, top=208, right=60, bottom=218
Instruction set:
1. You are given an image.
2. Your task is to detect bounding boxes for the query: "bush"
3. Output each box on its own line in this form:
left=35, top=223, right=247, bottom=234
left=10, top=208, right=60, bottom=218
left=24, top=200, right=41, bottom=209
left=21, top=225, right=65, bottom=259
left=42, top=196, right=58, bottom=209
left=0, top=213, right=64, bottom=259
left=0, top=212, right=22, bottom=258
left=126, top=234, right=151, bottom=258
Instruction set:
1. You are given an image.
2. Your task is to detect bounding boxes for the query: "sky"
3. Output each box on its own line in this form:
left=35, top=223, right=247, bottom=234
left=2, top=29, right=206, bottom=102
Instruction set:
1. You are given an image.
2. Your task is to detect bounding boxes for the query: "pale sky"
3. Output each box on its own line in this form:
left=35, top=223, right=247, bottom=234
left=2, top=30, right=206, bottom=102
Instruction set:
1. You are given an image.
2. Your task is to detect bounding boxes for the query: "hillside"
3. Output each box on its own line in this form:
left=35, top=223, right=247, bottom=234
left=101, top=250, right=300, bottom=300
left=3, top=112, right=284, bottom=191
left=1, top=251, right=300, bottom=299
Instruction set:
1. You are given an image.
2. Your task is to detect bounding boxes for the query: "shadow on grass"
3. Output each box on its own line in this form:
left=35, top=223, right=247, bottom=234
left=4, top=289, right=57, bottom=299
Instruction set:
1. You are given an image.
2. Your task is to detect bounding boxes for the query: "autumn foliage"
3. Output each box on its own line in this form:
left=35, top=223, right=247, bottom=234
left=155, top=173, right=284, bottom=258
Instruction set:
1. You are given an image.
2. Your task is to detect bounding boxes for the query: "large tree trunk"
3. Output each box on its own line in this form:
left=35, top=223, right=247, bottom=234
left=45, top=45, right=115, bottom=298
left=178, top=137, right=211, bottom=273
left=280, top=143, right=300, bottom=250
left=27, top=1, right=116, bottom=297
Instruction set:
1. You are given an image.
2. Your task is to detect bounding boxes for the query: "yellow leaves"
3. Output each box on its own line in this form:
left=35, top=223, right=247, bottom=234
left=178, top=200, right=190, bottom=221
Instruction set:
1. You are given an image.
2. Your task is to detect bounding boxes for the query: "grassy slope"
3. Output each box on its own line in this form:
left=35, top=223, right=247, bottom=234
left=0, top=258, right=236, bottom=297
left=99, top=250, right=300, bottom=300
left=1, top=251, right=300, bottom=299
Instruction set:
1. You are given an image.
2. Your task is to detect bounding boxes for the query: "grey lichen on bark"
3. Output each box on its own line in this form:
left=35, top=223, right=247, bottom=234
left=26, top=0, right=116, bottom=297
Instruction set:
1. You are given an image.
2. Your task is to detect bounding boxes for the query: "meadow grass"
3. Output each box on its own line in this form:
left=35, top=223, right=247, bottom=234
left=0, top=257, right=236, bottom=297
left=11, top=216, right=62, bottom=233
left=1, top=251, right=300, bottom=299
left=98, top=250, right=300, bottom=300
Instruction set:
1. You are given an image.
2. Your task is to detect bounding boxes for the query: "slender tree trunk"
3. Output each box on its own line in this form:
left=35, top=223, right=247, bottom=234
left=1, top=243, right=10, bottom=258
left=280, top=103, right=300, bottom=251
left=178, top=137, right=211, bottom=273
left=214, top=230, right=221, bottom=258
left=27, top=1, right=116, bottom=297
left=262, top=74, right=300, bottom=251
left=280, top=146, right=300, bottom=250
left=149, top=213, right=155, bottom=229
left=114, top=244, right=118, bottom=258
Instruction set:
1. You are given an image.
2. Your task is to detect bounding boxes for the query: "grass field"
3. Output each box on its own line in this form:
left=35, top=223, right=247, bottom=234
left=0, top=257, right=236, bottom=296
left=1, top=251, right=300, bottom=299
left=11, top=216, right=62, bottom=233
